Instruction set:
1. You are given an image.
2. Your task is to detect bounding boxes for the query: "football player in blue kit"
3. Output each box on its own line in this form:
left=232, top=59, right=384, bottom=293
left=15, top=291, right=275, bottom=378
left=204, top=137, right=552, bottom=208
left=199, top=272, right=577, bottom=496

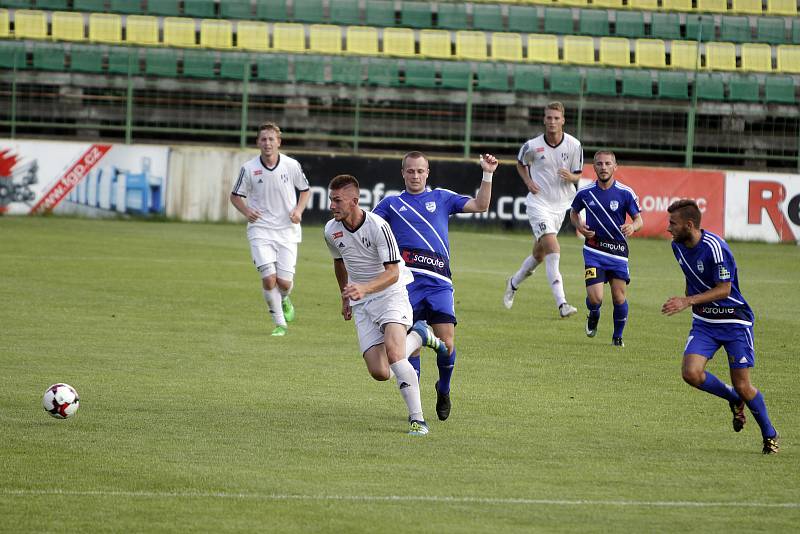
left=569, top=151, right=643, bottom=347
left=661, top=199, right=779, bottom=454
left=373, top=151, right=498, bottom=421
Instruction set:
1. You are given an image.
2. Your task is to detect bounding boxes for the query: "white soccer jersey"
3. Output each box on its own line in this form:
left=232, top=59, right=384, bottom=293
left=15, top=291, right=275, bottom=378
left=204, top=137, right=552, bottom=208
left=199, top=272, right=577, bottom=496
left=517, top=132, right=583, bottom=213
left=324, top=211, right=414, bottom=306
left=231, top=154, right=309, bottom=242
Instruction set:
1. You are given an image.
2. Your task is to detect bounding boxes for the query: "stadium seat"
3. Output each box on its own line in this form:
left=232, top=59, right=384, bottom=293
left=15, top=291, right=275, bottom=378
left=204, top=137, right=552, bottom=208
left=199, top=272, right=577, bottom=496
left=492, top=33, right=523, bottom=62
left=764, top=75, right=795, bottom=102
left=593, top=0, right=624, bottom=7
left=367, top=58, right=400, bottom=86
left=404, top=59, right=436, bottom=88
left=635, top=39, right=667, bottom=68
left=599, top=37, right=630, bottom=67
left=731, top=0, right=762, bottom=14
left=756, top=18, right=788, bottom=44
left=513, top=64, right=545, bottom=93
left=145, top=48, right=179, bottom=77
left=400, top=1, right=432, bottom=28
left=309, top=24, right=342, bottom=55
left=622, top=70, right=653, bottom=98
left=163, top=17, right=197, bottom=48
left=32, top=42, right=66, bottom=71
left=628, top=0, right=658, bottom=9
left=615, top=11, right=645, bottom=39
left=14, top=10, right=47, bottom=40
left=476, top=63, right=508, bottom=91
left=89, top=13, right=122, bottom=44
left=147, top=0, right=180, bottom=17
left=651, top=13, right=681, bottom=41
left=255, top=0, right=289, bottom=22
left=695, top=72, right=725, bottom=100
left=438, top=3, right=468, bottom=30
left=776, top=45, right=800, bottom=73
left=108, top=0, right=140, bottom=14
left=107, top=46, right=135, bottom=74
left=184, top=0, right=216, bottom=19
left=219, top=52, right=251, bottom=80
left=563, top=36, right=595, bottom=65
left=440, top=61, right=471, bottom=89
left=696, top=0, right=727, bottom=13
left=508, top=6, right=538, bottom=34
left=236, top=21, right=269, bottom=51
left=255, top=54, right=289, bottom=81
left=720, top=16, right=752, bottom=43
left=330, top=0, right=361, bottom=25
left=544, top=9, right=574, bottom=35
left=472, top=4, right=504, bottom=33
left=555, top=0, right=591, bottom=6
left=685, top=15, right=716, bottom=42
left=220, top=0, right=252, bottom=19
left=125, top=15, right=158, bottom=46
left=382, top=27, right=415, bottom=57
left=200, top=19, right=233, bottom=49
left=661, top=0, right=694, bottom=11
left=182, top=49, right=216, bottom=78
left=0, top=9, right=8, bottom=39
left=705, top=42, right=736, bottom=71
left=766, top=0, right=797, bottom=16
left=527, top=34, right=559, bottom=63
left=579, top=9, right=609, bottom=37
left=272, top=23, right=306, bottom=53
left=419, top=29, right=452, bottom=58
left=728, top=74, right=760, bottom=101
left=455, top=31, right=487, bottom=60
left=69, top=44, right=104, bottom=73
left=73, top=0, right=106, bottom=12
left=365, top=0, right=395, bottom=27
left=741, top=43, right=773, bottom=71
left=670, top=40, right=700, bottom=69
left=0, top=41, right=26, bottom=69
left=330, top=56, right=362, bottom=84
left=294, top=55, right=326, bottom=83
left=549, top=67, right=582, bottom=95
left=292, top=0, right=325, bottom=23
left=52, top=12, right=86, bottom=42
left=657, top=71, right=689, bottom=98
left=585, top=68, right=617, bottom=96
left=346, top=26, right=379, bottom=55
left=37, top=0, right=69, bottom=9
left=1, top=0, right=31, bottom=6
left=794, top=20, right=800, bottom=44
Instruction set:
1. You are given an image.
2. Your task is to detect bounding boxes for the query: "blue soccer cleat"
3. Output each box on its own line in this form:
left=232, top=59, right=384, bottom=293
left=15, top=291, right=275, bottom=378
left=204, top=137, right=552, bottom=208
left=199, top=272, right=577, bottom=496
left=411, top=320, right=448, bottom=358
left=408, top=420, right=429, bottom=436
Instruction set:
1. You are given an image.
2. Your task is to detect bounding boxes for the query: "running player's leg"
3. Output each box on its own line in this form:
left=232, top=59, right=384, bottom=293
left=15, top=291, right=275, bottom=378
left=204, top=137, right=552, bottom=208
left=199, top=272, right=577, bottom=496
left=504, top=211, right=547, bottom=308
left=252, top=239, right=287, bottom=335
left=539, top=231, right=575, bottom=317
left=682, top=329, right=741, bottom=405
left=275, top=242, right=297, bottom=322
left=609, top=277, right=628, bottom=346
left=584, top=267, right=604, bottom=337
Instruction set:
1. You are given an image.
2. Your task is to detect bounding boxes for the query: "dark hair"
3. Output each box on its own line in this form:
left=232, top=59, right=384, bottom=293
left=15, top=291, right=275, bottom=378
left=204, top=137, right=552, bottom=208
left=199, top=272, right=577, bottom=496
left=402, top=151, right=429, bottom=169
left=329, top=174, right=360, bottom=191
left=667, top=199, right=702, bottom=227
left=593, top=150, right=616, bottom=163
left=257, top=122, right=281, bottom=137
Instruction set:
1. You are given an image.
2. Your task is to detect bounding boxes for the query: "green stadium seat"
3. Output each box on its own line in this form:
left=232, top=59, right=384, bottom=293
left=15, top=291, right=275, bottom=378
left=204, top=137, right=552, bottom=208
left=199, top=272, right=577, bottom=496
left=37, top=0, right=69, bottom=9
left=792, top=20, right=800, bottom=44
left=293, top=0, right=326, bottom=23
left=145, top=48, right=179, bottom=77
left=220, top=0, right=253, bottom=19
left=615, top=11, right=645, bottom=38
left=33, top=43, right=66, bottom=71
left=183, top=50, right=216, bottom=78
left=695, top=73, right=725, bottom=100
left=585, top=68, right=617, bottom=96
left=728, top=74, right=760, bottom=101
left=437, top=3, right=468, bottom=30
left=109, top=0, right=142, bottom=14
left=579, top=9, right=609, bottom=37
left=184, top=0, right=216, bottom=18
left=621, top=70, right=653, bottom=98
left=70, top=44, right=104, bottom=73
left=219, top=52, right=250, bottom=80
left=657, top=71, right=689, bottom=99
left=544, top=9, right=573, bottom=35
left=472, top=4, right=504, bottom=32
left=476, top=63, right=509, bottom=91
left=330, top=0, right=361, bottom=25
left=440, top=61, right=472, bottom=89
left=255, top=0, right=289, bottom=22
left=366, top=0, right=394, bottom=27
left=0, top=41, right=26, bottom=69
left=73, top=0, right=106, bottom=12
left=513, top=64, right=545, bottom=93
left=255, top=54, right=289, bottom=81
left=685, top=15, right=716, bottom=42
left=294, top=55, right=326, bottom=83
left=147, top=0, right=180, bottom=17
left=764, top=75, right=796, bottom=103
left=2, top=0, right=32, bottom=6
left=549, top=67, right=582, bottom=95
left=651, top=13, right=681, bottom=41
left=404, top=59, right=436, bottom=88
left=756, top=18, right=787, bottom=44
left=367, top=58, right=400, bottom=87
left=400, top=1, right=432, bottom=29
left=720, top=16, right=752, bottom=43
left=331, top=56, right=362, bottom=84
left=508, top=6, right=538, bottom=34
left=107, top=46, right=135, bottom=74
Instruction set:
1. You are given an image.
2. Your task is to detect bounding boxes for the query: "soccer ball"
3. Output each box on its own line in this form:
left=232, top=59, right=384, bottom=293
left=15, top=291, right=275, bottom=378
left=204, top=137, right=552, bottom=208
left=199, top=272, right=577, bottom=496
left=42, top=383, right=80, bottom=419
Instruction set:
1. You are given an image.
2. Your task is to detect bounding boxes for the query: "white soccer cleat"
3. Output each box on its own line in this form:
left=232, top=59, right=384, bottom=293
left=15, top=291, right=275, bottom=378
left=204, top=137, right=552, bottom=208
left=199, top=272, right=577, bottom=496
left=503, top=277, right=516, bottom=309
left=559, top=303, right=578, bottom=318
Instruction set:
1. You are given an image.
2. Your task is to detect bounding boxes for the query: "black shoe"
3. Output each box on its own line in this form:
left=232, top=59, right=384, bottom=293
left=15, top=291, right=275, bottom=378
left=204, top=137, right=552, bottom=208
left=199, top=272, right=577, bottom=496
left=586, top=314, right=598, bottom=338
left=762, top=433, right=780, bottom=455
left=435, top=381, right=451, bottom=421
left=729, top=400, right=746, bottom=432
left=612, top=337, right=624, bottom=347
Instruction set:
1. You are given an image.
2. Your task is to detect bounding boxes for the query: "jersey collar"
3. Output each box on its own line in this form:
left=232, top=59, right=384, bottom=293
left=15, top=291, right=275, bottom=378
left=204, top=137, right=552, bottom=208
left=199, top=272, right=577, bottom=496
left=259, top=153, right=281, bottom=172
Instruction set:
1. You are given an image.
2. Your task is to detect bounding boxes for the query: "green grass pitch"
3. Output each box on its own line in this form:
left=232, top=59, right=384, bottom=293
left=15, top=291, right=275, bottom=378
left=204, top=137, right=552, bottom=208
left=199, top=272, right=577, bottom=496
left=1, top=217, right=798, bottom=532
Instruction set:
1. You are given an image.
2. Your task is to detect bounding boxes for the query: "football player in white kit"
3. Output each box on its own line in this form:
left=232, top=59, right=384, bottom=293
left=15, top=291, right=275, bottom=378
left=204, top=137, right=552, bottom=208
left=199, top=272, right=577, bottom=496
left=504, top=102, right=583, bottom=318
left=325, top=174, right=446, bottom=436
left=230, top=122, right=310, bottom=337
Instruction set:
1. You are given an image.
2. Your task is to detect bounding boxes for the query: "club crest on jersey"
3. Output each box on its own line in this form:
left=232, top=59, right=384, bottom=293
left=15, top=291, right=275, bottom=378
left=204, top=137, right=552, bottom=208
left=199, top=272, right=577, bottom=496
left=609, top=200, right=619, bottom=211
left=697, top=260, right=704, bottom=273
left=361, top=236, right=371, bottom=247
left=561, top=153, right=569, bottom=161
left=332, top=231, right=343, bottom=239
left=425, top=201, right=436, bottom=213
left=281, top=173, right=289, bottom=183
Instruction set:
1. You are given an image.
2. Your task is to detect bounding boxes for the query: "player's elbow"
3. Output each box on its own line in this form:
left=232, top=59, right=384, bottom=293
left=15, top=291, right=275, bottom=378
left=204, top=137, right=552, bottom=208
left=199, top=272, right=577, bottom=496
left=473, top=199, right=490, bottom=212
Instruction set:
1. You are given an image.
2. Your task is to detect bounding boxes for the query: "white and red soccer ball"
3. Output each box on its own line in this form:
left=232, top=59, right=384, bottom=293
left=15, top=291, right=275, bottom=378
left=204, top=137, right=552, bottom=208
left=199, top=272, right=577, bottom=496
left=42, top=383, right=80, bottom=419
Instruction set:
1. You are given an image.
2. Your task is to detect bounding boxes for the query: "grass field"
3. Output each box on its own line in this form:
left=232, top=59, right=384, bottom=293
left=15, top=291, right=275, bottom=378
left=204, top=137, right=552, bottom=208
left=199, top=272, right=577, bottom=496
left=1, top=217, right=798, bottom=532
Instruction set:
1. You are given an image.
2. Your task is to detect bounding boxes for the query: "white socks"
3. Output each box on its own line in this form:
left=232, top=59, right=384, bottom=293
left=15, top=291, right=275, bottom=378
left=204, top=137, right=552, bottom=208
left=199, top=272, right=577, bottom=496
left=278, top=281, right=293, bottom=299
left=263, top=287, right=286, bottom=327
left=545, top=253, right=567, bottom=308
left=405, top=330, right=423, bottom=357
left=390, top=359, right=423, bottom=422
left=511, top=255, right=539, bottom=288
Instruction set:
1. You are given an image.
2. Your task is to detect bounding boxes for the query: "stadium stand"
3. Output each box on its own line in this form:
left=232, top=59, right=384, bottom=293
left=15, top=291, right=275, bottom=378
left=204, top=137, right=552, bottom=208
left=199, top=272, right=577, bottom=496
left=455, top=30, right=487, bottom=61
left=272, top=23, right=306, bottom=53
left=309, top=24, right=343, bottom=55
left=527, top=34, right=560, bottom=63
left=52, top=11, right=86, bottom=42
left=88, top=13, right=122, bottom=44
left=635, top=39, right=667, bottom=68
left=728, top=73, right=761, bottom=101
left=293, top=0, right=326, bottom=24
left=563, top=35, right=596, bottom=65
left=599, top=37, right=631, bottom=67
left=125, top=15, right=158, bottom=46
left=491, top=32, right=523, bottom=62
left=236, top=21, right=269, bottom=51
left=741, top=43, right=774, bottom=71
left=658, top=71, right=690, bottom=99
left=0, top=9, right=9, bottom=39
left=345, top=26, right=378, bottom=55
left=163, top=17, right=197, bottom=48
left=383, top=27, right=415, bottom=57
left=255, top=0, right=288, bottom=22
left=419, top=29, right=451, bottom=59
left=14, top=9, right=47, bottom=40
left=330, top=0, right=361, bottom=26
left=200, top=19, right=233, bottom=49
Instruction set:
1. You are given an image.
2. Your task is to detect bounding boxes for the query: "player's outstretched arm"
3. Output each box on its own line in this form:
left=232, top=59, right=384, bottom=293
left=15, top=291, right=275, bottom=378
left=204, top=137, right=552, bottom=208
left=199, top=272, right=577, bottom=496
left=463, top=154, right=498, bottom=213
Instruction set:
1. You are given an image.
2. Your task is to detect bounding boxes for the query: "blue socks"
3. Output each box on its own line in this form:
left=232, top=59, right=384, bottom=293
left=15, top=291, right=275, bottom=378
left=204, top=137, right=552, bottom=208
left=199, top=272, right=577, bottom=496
left=408, top=355, right=421, bottom=381
left=613, top=301, right=628, bottom=339
left=745, top=390, right=777, bottom=439
left=698, top=371, right=741, bottom=403
left=586, top=297, right=601, bottom=320
left=437, top=349, right=456, bottom=394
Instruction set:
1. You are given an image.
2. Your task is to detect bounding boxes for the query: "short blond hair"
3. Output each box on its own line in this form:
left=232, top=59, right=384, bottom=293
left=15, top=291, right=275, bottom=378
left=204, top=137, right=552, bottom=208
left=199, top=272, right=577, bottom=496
left=258, top=122, right=281, bottom=137
left=545, top=101, right=565, bottom=115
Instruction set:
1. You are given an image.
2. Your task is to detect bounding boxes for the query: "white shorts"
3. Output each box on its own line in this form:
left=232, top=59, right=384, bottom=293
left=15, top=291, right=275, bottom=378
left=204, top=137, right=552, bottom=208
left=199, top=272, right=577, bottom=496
left=526, top=205, right=566, bottom=240
left=250, top=238, right=297, bottom=280
left=352, top=289, right=413, bottom=354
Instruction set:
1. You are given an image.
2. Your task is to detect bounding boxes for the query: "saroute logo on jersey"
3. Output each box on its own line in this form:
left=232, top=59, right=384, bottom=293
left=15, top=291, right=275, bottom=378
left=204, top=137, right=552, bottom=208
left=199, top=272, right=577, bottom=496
left=332, top=231, right=343, bottom=239
left=697, top=260, right=704, bottom=273
left=425, top=202, right=436, bottom=213
left=609, top=200, right=619, bottom=211
left=401, top=248, right=450, bottom=278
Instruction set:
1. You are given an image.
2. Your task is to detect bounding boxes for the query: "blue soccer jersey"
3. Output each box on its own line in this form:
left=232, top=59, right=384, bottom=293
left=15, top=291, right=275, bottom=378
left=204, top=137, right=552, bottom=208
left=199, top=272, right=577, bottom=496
left=571, top=181, right=641, bottom=265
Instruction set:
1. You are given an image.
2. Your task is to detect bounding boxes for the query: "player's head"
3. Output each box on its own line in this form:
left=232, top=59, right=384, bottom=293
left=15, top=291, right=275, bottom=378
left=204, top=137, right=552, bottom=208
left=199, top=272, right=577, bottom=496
left=593, top=151, right=617, bottom=183
left=667, top=199, right=702, bottom=243
left=543, top=102, right=566, bottom=136
left=329, top=174, right=361, bottom=222
left=257, top=122, right=282, bottom=156
left=401, top=151, right=430, bottom=194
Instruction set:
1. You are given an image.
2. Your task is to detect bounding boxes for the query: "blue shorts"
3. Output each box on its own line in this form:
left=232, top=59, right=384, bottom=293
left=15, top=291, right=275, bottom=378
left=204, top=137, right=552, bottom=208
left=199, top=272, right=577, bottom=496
left=684, top=322, right=755, bottom=369
left=408, top=284, right=457, bottom=325
left=583, top=250, right=630, bottom=287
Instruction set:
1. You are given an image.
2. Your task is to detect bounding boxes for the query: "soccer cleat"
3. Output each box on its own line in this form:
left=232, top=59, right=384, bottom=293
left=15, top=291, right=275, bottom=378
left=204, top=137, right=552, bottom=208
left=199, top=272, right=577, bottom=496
left=586, top=314, right=598, bottom=338
left=559, top=303, right=578, bottom=318
left=612, top=337, right=624, bottom=347
left=282, top=296, right=295, bottom=323
left=270, top=325, right=288, bottom=337
left=729, top=400, right=746, bottom=432
left=762, top=433, right=780, bottom=454
left=408, top=420, right=429, bottom=436
left=503, top=277, right=516, bottom=309
left=411, top=320, right=448, bottom=358
left=435, top=381, right=451, bottom=421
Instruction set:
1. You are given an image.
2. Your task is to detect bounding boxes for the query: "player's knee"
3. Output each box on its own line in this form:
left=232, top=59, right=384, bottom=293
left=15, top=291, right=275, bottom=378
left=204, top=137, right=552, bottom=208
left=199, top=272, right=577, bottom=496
left=441, top=337, right=455, bottom=355
left=682, top=368, right=703, bottom=387
left=370, top=369, right=391, bottom=381
left=611, top=294, right=626, bottom=306
left=261, top=277, right=277, bottom=290
left=732, top=379, right=756, bottom=399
